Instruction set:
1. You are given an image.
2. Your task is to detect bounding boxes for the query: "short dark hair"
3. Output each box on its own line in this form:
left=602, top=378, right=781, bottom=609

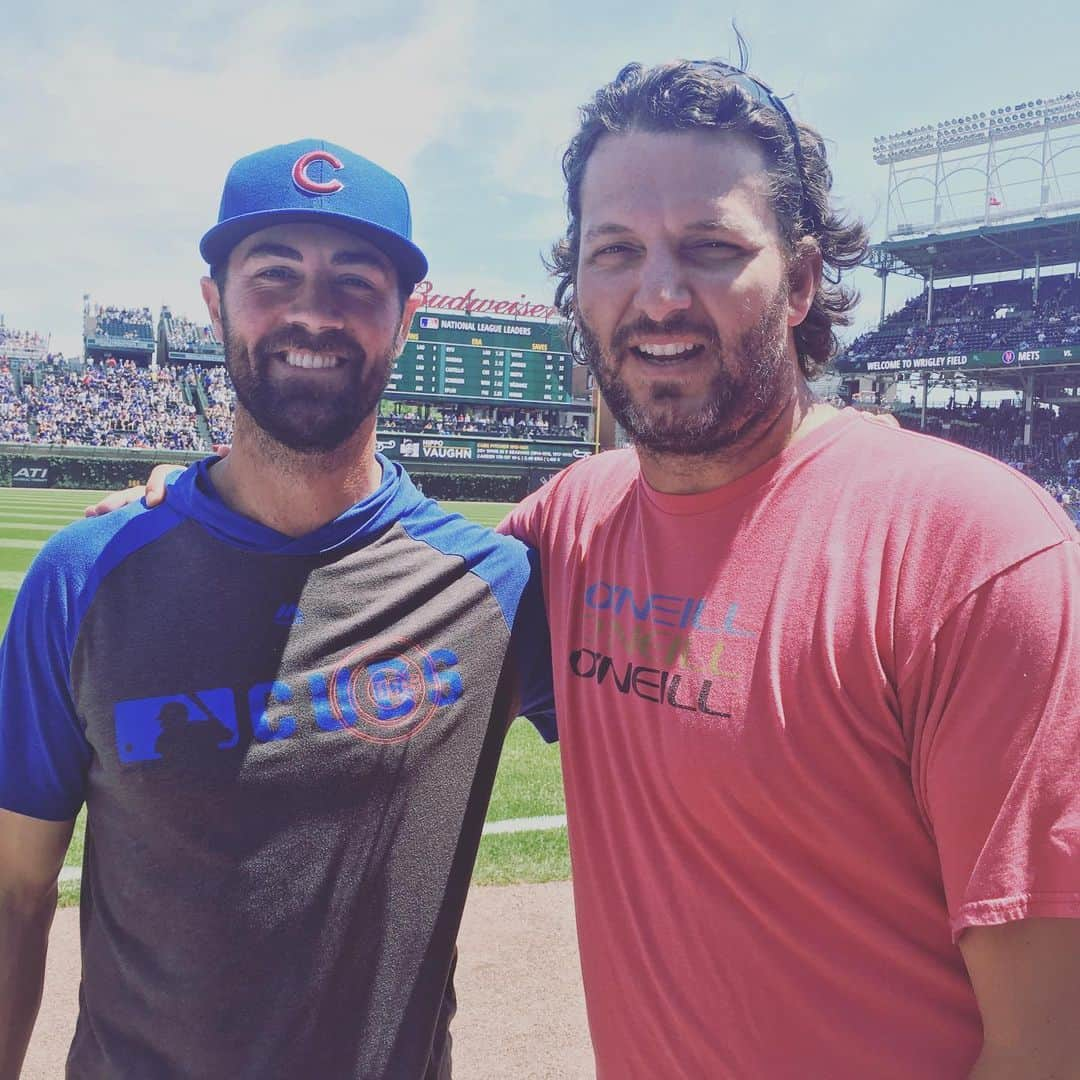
left=549, top=59, right=869, bottom=378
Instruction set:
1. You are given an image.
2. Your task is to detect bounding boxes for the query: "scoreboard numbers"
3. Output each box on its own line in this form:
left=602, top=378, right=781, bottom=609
left=389, top=313, right=572, bottom=404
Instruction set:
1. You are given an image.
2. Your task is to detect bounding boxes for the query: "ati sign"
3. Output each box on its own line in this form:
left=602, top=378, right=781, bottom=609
left=12, top=461, right=52, bottom=488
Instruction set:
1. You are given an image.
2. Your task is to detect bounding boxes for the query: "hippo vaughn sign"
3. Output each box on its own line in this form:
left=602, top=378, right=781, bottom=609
left=412, top=281, right=560, bottom=321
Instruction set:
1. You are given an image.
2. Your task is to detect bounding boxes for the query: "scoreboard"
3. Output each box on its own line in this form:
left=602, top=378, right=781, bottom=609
left=389, top=312, right=572, bottom=404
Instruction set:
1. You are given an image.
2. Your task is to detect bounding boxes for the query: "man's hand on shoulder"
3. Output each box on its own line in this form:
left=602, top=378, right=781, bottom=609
left=84, top=484, right=148, bottom=518
left=83, top=444, right=232, bottom=517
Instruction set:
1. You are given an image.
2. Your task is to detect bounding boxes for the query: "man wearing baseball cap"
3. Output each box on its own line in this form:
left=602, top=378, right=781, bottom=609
left=0, top=139, right=555, bottom=1079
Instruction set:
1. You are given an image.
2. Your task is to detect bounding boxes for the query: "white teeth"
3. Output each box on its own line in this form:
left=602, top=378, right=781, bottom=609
left=636, top=343, right=698, bottom=357
left=283, top=351, right=339, bottom=369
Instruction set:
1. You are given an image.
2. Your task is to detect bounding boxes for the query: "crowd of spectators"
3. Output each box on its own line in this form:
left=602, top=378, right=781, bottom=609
left=196, top=378, right=590, bottom=446
left=0, top=364, right=32, bottom=443
left=378, top=411, right=588, bottom=441
left=19, top=358, right=201, bottom=450
left=200, top=365, right=236, bottom=444
left=0, top=325, right=49, bottom=358
left=164, top=311, right=223, bottom=352
left=91, top=305, right=154, bottom=342
left=2, top=350, right=1078, bottom=527
left=0, top=356, right=592, bottom=452
left=842, top=273, right=1080, bottom=366
left=892, top=398, right=1080, bottom=510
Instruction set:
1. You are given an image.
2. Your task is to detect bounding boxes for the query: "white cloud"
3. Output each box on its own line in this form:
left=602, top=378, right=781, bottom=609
left=3, top=0, right=1074, bottom=357
left=0, top=0, right=481, bottom=353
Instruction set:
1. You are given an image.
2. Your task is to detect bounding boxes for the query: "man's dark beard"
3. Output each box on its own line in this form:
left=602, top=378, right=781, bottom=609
left=576, top=288, right=792, bottom=456
left=221, top=308, right=395, bottom=453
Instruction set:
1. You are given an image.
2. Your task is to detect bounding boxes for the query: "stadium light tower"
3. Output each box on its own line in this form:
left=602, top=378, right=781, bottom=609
left=873, top=89, right=1080, bottom=238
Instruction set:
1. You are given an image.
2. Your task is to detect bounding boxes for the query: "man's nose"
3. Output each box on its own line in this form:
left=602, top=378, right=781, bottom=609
left=633, top=250, right=692, bottom=324
left=286, top=276, right=346, bottom=333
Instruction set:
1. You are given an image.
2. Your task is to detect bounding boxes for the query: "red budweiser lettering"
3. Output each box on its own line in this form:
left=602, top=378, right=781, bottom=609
left=413, top=281, right=559, bottom=321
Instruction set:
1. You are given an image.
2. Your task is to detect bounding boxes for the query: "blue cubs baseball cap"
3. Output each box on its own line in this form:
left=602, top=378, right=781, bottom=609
left=199, top=138, right=428, bottom=286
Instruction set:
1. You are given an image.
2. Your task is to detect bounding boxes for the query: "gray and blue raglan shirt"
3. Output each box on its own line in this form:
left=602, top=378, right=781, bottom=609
left=0, top=457, right=556, bottom=1079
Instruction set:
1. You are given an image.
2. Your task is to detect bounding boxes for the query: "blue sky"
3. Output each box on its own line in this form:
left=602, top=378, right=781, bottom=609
left=1, top=0, right=1073, bottom=356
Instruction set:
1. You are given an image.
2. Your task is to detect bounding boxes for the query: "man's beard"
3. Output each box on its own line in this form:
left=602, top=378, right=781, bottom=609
left=576, top=285, right=793, bottom=457
left=221, top=308, right=395, bottom=453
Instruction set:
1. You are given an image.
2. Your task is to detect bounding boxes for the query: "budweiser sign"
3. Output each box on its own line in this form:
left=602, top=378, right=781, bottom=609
left=413, top=281, right=560, bottom=321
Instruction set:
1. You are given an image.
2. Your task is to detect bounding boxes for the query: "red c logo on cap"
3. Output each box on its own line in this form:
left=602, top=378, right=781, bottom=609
left=292, top=150, right=345, bottom=195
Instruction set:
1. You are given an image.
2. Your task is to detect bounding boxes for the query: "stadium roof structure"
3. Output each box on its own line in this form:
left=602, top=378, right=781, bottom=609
left=870, top=213, right=1080, bottom=281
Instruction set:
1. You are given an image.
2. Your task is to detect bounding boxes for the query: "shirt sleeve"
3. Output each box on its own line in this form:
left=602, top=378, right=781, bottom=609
left=510, top=546, right=557, bottom=743
left=0, top=537, right=90, bottom=822
left=901, top=540, right=1080, bottom=942
left=498, top=491, right=557, bottom=740
left=497, top=484, right=548, bottom=547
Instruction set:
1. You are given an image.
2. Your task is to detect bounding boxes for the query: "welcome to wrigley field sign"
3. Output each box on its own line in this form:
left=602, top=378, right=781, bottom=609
left=840, top=345, right=1080, bottom=375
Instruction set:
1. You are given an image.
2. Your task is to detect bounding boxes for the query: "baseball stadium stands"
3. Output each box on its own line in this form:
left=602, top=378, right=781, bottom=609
left=843, top=273, right=1080, bottom=367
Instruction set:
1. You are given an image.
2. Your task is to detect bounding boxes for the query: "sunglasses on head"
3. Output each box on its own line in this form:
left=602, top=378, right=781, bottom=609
left=687, top=59, right=811, bottom=224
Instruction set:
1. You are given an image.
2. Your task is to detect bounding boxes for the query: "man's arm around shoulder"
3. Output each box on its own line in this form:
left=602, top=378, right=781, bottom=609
left=0, top=808, right=75, bottom=1080
left=962, top=918, right=1080, bottom=1079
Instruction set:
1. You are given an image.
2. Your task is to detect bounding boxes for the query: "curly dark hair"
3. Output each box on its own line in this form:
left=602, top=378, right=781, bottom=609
left=549, top=59, right=869, bottom=378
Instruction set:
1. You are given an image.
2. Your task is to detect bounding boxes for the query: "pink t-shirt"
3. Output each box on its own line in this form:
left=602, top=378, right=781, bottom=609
left=503, top=409, right=1080, bottom=1079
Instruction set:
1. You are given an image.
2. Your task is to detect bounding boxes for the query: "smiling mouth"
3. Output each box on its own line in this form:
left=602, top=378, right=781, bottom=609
left=629, top=343, right=705, bottom=364
left=273, top=350, right=347, bottom=371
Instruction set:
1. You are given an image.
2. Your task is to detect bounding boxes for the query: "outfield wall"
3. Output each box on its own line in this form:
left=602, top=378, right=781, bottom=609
left=0, top=445, right=198, bottom=491
left=0, top=445, right=551, bottom=501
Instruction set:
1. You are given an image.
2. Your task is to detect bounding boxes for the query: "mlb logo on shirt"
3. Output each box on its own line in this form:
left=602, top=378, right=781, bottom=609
left=114, top=690, right=239, bottom=764
left=419, top=316, right=440, bottom=330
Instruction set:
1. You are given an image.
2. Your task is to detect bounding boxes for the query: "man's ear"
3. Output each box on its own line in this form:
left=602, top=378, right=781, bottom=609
left=201, top=276, right=225, bottom=341
left=395, top=289, right=424, bottom=357
left=787, top=238, right=822, bottom=328
left=200, top=274, right=225, bottom=341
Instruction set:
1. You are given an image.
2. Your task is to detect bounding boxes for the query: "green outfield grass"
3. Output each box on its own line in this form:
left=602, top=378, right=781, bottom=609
left=0, top=547, right=40, bottom=574
left=0, top=487, right=567, bottom=904
left=440, top=500, right=513, bottom=530
left=0, top=525, right=77, bottom=539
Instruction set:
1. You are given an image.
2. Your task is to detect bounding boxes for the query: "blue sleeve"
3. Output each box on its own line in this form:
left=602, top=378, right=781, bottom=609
left=512, top=548, right=557, bottom=743
left=0, top=531, right=92, bottom=821
left=0, top=500, right=181, bottom=821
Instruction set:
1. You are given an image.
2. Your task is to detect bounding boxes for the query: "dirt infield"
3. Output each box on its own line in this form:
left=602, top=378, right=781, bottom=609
left=22, top=881, right=594, bottom=1079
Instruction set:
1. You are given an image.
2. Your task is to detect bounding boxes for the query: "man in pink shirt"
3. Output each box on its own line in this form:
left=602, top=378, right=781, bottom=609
left=501, top=59, right=1080, bottom=1077
left=102, top=61, right=1079, bottom=1077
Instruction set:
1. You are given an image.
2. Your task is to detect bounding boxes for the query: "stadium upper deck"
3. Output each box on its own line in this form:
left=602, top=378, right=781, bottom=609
left=841, top=271, right=1080, bottom=370
left=837, top=85, right=1080, bottom=448
left=0, top=320, right=50, bottom=363
left=81, top=300, right=155, bottom=366
left=159, top=307, right=223, bottom=361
